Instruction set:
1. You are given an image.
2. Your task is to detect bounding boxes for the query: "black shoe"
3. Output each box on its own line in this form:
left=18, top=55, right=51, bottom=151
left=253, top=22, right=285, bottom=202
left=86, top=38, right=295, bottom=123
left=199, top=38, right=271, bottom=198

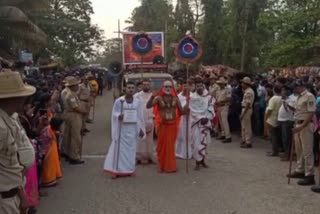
left=83, top=128, right=90, bottom=133
left=201, top=160, right=209, bottom=168
left=287, top=172, right=305, bottom=179
left=240, top=141, right=245, bottom=146
left=222, top=138, right=232, bottom=143
left=240, top=144, right=252, bottom=149
left=86, top=119, right=93, bottom=124
left=311, top=185, right=320, bottom=193
left=266, top=152, right=279, bottom=157
left=69, top=159, right=85, bottom=165
left=297, top=175, right=315, bottom=186
left=217, top=136, right=226, bottom=140
left=60, top=153, right=70, bottom=161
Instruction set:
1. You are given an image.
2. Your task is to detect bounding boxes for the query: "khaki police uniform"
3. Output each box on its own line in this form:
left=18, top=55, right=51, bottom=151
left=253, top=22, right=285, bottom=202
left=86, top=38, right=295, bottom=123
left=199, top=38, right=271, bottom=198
left=216, top=87, right=232, bottom=139
left=294, top=90, right=315, bottom=176
left=209, top=83, right=219, bottom=99
left=241, top=87, right=255, bottom=145
left=62, top=88, right=83, bottom=160
left=78, top=83, right=91, bottom=127
left=0, top=109, right=36, bottom=214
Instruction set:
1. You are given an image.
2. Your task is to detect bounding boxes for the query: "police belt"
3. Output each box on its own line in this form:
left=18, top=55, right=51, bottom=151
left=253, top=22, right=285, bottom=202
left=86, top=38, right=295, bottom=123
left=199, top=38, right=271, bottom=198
left=80, top=99, right=89, bottom=103
left=0, top=187, right=19, bottom=199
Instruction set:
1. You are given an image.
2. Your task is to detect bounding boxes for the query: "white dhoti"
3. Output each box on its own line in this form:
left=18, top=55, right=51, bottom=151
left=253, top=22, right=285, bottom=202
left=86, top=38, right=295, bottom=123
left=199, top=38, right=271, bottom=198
left=134, top=91, right=155, bottom=162
left=103, top=96, right=145, bottom=176
left=189, top=90, right=214, bottom=162
left=136, top=120, right=155, bottom=161
left=191, top=122, right=211, bottom=162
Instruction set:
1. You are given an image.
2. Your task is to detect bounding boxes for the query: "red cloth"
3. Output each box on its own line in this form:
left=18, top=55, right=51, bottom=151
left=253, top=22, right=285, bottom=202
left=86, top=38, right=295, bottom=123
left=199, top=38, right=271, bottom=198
left=153, top=82, right=181, bottom=172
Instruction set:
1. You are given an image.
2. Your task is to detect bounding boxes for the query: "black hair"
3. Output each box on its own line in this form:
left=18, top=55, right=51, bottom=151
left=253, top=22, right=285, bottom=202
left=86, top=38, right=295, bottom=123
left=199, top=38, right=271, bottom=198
left=50, top=117, right=64, bottom=131
left=136, top=81, right=142, bottom=87
left=127, top=81, right=135, bottom=86
left=274, top=85, right=282, bottom=94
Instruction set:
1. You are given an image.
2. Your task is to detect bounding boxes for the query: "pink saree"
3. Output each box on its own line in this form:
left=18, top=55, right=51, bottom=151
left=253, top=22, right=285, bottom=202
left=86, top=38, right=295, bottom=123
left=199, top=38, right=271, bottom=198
left=24, top=139, right=39, bottom=207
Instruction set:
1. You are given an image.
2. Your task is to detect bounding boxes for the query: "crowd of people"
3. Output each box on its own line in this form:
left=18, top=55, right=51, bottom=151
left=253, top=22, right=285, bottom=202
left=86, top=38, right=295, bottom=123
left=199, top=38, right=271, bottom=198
left=1, top=66, right=320, bottom=214
left=104, top=69, right=320, bottom=195
left=0, top=68, right=105, bottom=214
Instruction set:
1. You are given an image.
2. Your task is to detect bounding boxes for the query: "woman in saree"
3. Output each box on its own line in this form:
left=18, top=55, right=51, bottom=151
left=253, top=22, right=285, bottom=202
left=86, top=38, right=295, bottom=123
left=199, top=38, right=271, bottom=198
left=18, top=99, right=40, bottom=214
left=39, top=117, right=63, bottom=187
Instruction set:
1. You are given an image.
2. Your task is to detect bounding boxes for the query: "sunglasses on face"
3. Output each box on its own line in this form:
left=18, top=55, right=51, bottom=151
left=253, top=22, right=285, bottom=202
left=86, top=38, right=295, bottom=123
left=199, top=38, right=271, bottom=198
left=164, top=86, right=172, bottom=88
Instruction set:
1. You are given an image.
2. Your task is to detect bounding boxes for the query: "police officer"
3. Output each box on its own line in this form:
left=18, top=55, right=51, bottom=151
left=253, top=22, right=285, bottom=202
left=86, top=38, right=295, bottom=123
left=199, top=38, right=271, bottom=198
left=287, top=79, right=316, bottom=186
left=240, top=77, right=255, bottom=148
left=0, top=71, right=36, bottom=214
left=216, top=76, right=232, bottom=143
left=208, top=74, right=219, bottom=99
left=62, top=76, right=87, bottom=164
left=78, top=74, right=92, bottom=132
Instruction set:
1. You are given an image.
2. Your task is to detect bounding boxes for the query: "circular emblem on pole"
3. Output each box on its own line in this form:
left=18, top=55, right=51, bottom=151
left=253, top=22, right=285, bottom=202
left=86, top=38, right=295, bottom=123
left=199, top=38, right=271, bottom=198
left=132, top=33, right=153, bottom=55
left=175, top=36, right=202, bottom=64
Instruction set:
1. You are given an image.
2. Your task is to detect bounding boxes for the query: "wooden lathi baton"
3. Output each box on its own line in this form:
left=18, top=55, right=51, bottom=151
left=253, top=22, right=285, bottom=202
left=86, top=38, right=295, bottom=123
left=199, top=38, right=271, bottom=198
left=288, top=135, right=295, bottom=184
left=92, top=97, right=96, bottom=121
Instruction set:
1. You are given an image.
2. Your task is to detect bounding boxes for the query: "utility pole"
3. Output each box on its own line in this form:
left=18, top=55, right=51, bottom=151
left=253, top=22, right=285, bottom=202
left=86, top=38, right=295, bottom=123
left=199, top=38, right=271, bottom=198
left=164, top=20, right=168, bottom=63
left=118, top=19, right=121, bottom=53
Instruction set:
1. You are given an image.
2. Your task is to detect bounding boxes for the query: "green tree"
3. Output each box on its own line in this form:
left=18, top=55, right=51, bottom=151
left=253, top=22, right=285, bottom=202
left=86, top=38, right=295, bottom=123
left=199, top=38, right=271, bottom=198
left=94, top=38, right=123, bottom=67
left=174, top=0, right=194, bottom=36
left=33, top=0, right=105, bottom=66
left=259, top=0, right=320, bottom=67
left=200, top=0, right=224, bottom=65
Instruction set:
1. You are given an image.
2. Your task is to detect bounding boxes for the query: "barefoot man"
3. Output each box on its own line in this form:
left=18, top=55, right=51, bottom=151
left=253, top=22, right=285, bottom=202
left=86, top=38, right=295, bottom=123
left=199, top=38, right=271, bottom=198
left=147, top=80, right=184, bottom=173
left=190, top=78, right=215, bottom=170
left=103, top=81, right=145, bottom=179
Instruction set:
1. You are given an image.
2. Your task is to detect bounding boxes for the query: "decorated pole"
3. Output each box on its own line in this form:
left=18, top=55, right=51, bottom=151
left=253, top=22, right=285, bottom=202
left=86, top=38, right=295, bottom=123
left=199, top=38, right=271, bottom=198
left=174, top=34, right=203, bottom=173
left=132, top=32, right=153, bottom=79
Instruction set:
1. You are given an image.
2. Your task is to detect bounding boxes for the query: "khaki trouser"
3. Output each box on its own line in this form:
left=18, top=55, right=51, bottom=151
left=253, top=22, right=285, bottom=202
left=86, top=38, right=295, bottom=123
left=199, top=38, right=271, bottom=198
left=80, top=101, right=90, bottom=128
left=62, top=112, right=83, bottom=160
left=0, top=195, right=20, bottom=214
left=294, top=123, right=314, bottom=176
left=241, top=109, right=252, bottom=144
left=218, top=106, right=231, bottom=139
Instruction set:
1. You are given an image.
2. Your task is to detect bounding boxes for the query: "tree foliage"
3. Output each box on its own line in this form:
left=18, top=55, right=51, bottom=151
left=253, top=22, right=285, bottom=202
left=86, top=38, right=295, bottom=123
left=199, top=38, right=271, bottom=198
left=32, top=0, right=105, bottom=66
left=124, top=0, right=320, bottom=70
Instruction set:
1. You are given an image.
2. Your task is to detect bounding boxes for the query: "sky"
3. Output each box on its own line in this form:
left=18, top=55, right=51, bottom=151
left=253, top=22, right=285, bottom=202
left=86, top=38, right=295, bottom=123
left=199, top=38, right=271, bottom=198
left=91, top=0, right=140, bottom=39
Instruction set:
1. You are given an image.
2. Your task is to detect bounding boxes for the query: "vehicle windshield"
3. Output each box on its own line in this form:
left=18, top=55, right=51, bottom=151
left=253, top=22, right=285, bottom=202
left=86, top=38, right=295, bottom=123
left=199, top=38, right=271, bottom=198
left=128, top=78, right=171, bottom=90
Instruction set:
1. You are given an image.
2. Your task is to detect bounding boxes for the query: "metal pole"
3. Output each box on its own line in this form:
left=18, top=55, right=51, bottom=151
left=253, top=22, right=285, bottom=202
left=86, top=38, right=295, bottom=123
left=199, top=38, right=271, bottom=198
left=186, top=63, right=190, bottom=173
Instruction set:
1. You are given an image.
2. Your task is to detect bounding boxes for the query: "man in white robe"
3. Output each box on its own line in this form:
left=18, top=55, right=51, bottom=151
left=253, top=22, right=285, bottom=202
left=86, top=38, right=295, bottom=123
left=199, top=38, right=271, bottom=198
left=190, top=79, right=214, bottom=170
left=134, top=79, right=155, bottom=164
left=103, top=81, right=145, bottom=179
left=175, top=82, right=192, bottom=159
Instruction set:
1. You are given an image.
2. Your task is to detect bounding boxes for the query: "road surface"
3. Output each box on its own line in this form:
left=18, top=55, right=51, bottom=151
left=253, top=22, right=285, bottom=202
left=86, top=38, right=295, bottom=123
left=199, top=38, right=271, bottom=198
left=38, top=91, right=319, bottom=214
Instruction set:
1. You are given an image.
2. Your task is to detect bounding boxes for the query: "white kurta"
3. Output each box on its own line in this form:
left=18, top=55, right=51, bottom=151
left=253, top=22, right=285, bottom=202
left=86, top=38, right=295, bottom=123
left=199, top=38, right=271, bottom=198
left=175, top=92, right=192, bottom=159
left=134, top=91, right=155, bottom=161
left=189, top=90, right=214, bottom=162
left=103, top=96, right=145, bottom=175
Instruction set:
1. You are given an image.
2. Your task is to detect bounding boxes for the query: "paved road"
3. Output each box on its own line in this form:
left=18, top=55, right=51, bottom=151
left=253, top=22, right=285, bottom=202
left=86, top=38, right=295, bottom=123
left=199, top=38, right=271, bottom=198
left=38, top=91, right=319, bottom=214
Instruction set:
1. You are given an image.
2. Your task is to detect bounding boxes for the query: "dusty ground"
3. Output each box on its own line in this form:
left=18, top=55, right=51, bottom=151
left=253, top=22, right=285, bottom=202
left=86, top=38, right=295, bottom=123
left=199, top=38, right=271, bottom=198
left=38, top=91, right=320, bottom=214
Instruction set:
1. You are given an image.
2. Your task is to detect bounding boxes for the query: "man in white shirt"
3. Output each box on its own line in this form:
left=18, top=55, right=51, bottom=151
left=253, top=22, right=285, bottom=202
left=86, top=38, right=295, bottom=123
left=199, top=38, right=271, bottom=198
left=265, top=85, right=283, bottom=156
left=278, top=86, right=297, bottom=161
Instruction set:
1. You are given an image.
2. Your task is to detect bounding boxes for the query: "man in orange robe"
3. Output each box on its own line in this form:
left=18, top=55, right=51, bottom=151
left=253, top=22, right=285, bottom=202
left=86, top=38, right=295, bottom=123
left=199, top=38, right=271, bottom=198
left=147, top=81, right=183, bottom=173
